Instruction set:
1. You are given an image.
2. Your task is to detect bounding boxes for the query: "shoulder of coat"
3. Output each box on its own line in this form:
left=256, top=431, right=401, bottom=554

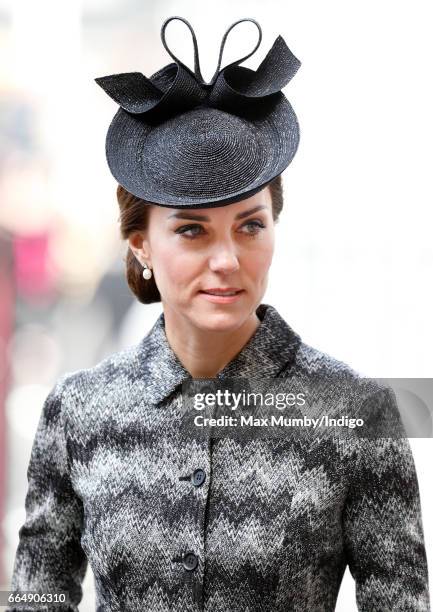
left=56, top=342, right=143, bottom=406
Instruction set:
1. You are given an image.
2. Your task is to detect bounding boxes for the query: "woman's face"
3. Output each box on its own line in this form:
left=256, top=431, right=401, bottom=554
left=130, top=186, right=275, bottom=332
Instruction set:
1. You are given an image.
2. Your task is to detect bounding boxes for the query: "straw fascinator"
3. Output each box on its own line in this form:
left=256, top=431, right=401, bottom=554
left=95, top=16, right=301, bottom=208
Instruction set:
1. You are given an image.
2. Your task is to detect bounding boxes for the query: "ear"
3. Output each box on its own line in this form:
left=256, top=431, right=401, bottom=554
left=128, top=231, right=152, bottom=263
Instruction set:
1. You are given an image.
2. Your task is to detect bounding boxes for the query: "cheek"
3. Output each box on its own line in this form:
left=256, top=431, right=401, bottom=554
left=243, top=237, right=274, bottom=275
left=154, top=242, right=201, bottom=288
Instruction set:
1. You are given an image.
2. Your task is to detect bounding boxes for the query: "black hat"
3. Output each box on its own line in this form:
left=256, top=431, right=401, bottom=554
left=95, top=16, right=301, bottom=208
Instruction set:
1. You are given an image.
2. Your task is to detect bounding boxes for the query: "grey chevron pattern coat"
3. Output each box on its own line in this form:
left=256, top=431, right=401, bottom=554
left=8, top=303, right=430, bottom=611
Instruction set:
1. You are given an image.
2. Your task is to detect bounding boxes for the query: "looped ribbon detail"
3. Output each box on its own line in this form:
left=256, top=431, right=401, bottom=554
left=95, top=16, right=301, bottom=119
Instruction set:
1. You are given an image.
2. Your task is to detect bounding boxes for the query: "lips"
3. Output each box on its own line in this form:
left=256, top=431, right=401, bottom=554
left=200, top=288, right=243, bottom=296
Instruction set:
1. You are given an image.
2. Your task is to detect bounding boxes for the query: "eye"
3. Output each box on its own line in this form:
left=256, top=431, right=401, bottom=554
left=239, top=219, right=266, bottom=235
left=174, top=224, right=205, bottom=239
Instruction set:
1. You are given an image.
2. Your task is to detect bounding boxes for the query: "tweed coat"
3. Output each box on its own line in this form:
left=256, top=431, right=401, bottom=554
left=8, top=303, right=430, bottom=612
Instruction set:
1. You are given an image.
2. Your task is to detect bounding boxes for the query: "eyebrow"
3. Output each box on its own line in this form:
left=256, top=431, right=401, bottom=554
left=167, top=205, right=267, bottom=222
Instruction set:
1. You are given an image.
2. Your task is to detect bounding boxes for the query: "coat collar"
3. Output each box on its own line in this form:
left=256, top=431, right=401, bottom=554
left=135, top=303, right=302, bottom=407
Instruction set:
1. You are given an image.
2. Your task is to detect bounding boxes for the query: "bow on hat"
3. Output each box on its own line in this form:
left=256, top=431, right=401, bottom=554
left=95, top=16, right=301, bottom=120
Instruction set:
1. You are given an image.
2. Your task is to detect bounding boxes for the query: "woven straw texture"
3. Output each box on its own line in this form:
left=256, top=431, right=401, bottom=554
left=95, top=17, right=301, bottom=207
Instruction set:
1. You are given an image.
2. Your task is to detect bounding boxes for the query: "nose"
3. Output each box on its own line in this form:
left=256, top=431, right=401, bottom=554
left=208, top=240, right=240, bottom=274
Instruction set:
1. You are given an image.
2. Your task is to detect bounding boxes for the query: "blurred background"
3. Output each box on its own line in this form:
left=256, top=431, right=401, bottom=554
left=0, top=0, right=432, bottom=609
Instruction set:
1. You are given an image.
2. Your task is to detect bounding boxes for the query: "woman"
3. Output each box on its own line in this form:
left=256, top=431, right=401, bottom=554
left=9, top=16, right=430, bottom=612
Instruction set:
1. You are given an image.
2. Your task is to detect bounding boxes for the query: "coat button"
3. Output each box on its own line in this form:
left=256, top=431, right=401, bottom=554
left=183, top=552, right=198, bottom=571
left=191, top=468, right=206, bottom=487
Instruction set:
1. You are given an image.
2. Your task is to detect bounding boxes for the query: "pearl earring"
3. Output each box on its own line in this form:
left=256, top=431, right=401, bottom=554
left=142, top=262, right=153, bottom=280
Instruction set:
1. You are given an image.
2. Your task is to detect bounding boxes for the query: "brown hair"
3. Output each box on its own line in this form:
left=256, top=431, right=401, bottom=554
left=117, top=175, right=284, bottom=304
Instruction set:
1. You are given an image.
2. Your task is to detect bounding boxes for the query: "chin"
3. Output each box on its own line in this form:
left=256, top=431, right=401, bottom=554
left=192, top=306, right=249, bottom=333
